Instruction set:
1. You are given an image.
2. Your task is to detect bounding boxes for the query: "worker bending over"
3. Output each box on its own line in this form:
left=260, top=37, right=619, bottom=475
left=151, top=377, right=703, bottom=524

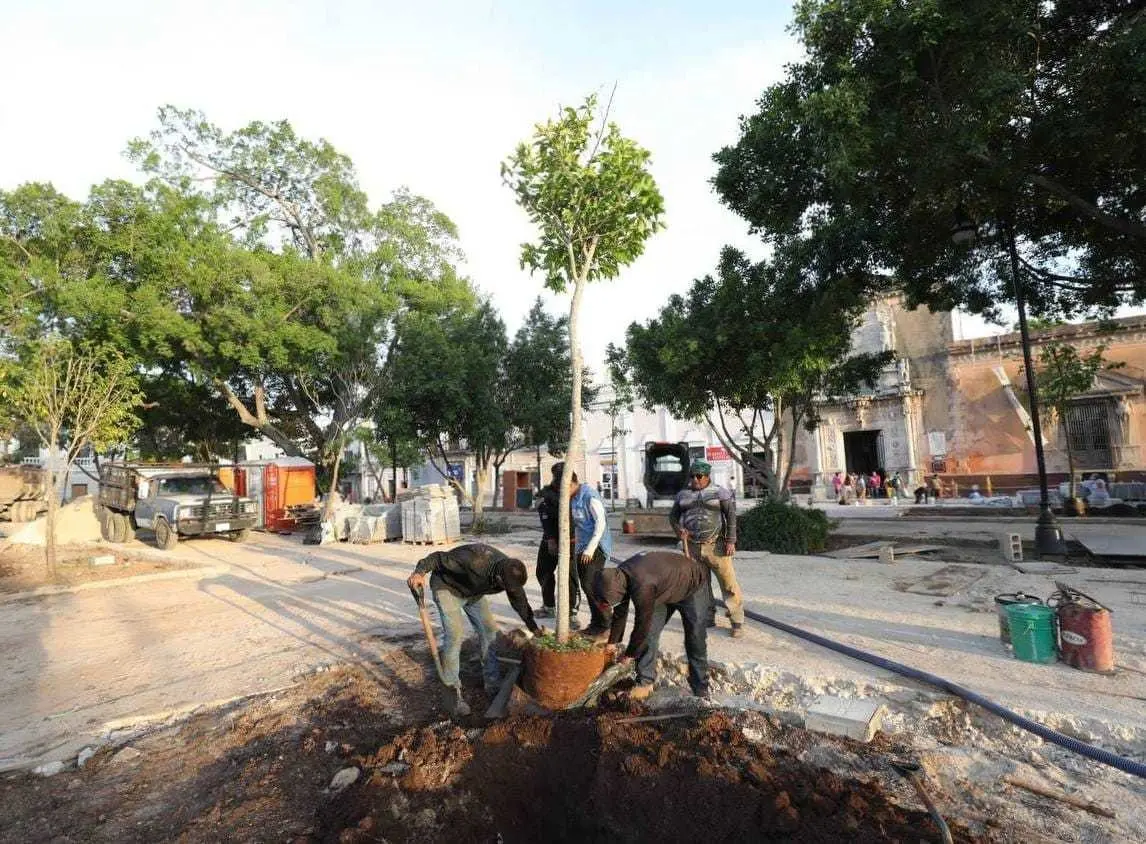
left=594, top=549, right=710, bottom=702
left=407, top=543, right=540, bottom=717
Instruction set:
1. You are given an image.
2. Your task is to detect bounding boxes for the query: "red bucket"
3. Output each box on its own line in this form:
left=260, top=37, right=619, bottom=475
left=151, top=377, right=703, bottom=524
left=1051, top=590, right=1115, bottom=674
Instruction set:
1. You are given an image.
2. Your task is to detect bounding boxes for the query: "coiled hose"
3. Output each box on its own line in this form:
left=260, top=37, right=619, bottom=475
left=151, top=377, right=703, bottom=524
left=737, top=606, right=1146, bottom=780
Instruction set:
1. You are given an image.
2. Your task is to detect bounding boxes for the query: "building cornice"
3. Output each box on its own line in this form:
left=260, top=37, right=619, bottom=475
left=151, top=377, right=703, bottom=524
left=948, top=315, right=1146, bottom=358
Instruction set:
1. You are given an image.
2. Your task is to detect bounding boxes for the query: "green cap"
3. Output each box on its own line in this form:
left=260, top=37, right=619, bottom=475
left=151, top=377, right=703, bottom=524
left=690, top=459, right=712, bottom=476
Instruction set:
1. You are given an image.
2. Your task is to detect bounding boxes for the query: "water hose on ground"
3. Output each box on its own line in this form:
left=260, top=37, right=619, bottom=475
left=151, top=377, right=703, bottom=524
left=735, top=606, right=1146, bottom=780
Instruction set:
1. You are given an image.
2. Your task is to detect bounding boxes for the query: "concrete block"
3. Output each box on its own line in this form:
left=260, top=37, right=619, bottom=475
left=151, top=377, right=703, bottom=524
left=997, top=532, right=1023, bottom=563
left=89, top=555, right=117, bottom=567
left=878, top=545, right=895, bottom=564
left=805, top=696, right=885, bottom=743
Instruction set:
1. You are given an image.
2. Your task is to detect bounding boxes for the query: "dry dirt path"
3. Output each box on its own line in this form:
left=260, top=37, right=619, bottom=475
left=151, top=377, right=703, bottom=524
left=2, top=529, right=1144, bottom=816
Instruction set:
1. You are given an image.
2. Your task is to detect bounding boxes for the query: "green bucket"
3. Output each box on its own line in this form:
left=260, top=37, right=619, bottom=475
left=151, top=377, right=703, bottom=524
left=1005, top=603, right=1057, bottom=664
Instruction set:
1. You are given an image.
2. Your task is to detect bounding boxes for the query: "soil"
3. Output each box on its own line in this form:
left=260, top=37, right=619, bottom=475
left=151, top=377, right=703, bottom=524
left=0, top=543, right=201, bottom=593
left=0, top=640, right=980, bottom=844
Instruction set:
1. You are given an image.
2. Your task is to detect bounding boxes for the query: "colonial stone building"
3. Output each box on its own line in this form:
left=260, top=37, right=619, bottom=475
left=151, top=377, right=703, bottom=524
left=791, top=300, right=1146, bottom=497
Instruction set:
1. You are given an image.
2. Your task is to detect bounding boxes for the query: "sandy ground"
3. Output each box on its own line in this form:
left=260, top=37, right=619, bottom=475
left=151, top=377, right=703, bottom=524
left=2, top=526, right=1144, bottom=833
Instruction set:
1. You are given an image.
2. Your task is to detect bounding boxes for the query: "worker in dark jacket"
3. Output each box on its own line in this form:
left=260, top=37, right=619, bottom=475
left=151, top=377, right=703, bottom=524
left=534, top=462, right=580, bottom=628
left=407, top=543, right=541, bottom=717
left=670, top=459, right=744, bottom=638
left=594, top=550, right=710, bottom=702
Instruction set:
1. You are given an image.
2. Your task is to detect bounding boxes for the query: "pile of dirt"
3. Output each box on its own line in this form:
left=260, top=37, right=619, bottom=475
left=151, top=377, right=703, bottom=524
left=4, top=495, right=101, bottom=545
left=324, top=712, right=967, bottom=843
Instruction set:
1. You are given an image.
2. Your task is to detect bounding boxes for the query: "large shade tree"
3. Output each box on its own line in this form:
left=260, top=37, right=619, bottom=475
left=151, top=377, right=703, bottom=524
left=715, top=0, right=1146, bottom=321
left=621, top=247, right=890, bottom=496
left=503, top=93, right=665, bottom=640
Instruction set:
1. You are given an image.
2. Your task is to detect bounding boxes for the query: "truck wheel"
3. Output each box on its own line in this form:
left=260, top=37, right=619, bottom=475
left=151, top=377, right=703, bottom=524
left=120, top=515, right=135, bottom=543
left=154, top=517, right=178, bottom=551
left=100, top=511, right=114, bottom=541
left=227, top=528, right=251, bottom=543
left=11, top=501, right=30, bottom=522
left=109, top=513, right=128, bottom=544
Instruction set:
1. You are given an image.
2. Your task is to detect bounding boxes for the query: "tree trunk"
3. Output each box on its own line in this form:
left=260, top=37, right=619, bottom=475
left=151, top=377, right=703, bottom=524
left=360, top=441, right=384, bottom=502
left=491, top=460, right=503, bottom=513
left=390, top=437, right=399, bottom=502
left=1064, top=416, right=1077, bottom=500
left=557, top=278, right=588, bottom=643
left=472, top=462, right=488, bottom=529
left=781, top=406, right=803, bottom=499
left=322, top=446, right=344, bottom=521
left=44, top=466, right=58, bottom=578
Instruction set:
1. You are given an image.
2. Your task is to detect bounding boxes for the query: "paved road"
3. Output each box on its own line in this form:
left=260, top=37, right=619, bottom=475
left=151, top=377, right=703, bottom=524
left=2, top=529, right=1145, bottom=774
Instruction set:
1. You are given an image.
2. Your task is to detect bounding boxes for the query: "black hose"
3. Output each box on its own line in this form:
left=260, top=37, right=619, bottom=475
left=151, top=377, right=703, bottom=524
left=738, top=606, right=1146, bottom=780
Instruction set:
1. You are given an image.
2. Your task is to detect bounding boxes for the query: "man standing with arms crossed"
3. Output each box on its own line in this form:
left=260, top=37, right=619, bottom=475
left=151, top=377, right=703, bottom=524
left=670, top=459, right=745, bottom=638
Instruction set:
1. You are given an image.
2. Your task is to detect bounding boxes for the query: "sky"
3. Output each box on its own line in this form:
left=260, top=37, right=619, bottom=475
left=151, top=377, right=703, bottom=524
left=0, top=0, right=810, bottom=370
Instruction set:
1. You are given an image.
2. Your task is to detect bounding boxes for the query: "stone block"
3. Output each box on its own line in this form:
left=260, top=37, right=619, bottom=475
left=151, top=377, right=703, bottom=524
left=89, top=555, right=117, bottom=567
left=997, top=532, right=1023, bottom=563
left=805, top=696, right=885, bottom=742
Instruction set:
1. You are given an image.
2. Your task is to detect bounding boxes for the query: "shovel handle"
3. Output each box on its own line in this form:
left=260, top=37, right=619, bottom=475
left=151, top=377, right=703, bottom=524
left=409, top=582, right=426, bottom=607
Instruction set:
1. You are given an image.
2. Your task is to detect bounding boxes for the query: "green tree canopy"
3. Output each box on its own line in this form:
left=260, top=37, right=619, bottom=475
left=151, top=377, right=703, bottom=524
left=621, top=247, right=890, bottom=495
left=389, top=300, right=520, bottom=526
left=715, top=0, right=1146, bottom=321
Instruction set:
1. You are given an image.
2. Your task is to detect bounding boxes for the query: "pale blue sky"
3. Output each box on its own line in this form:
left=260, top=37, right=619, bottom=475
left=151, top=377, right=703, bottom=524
left=1, top=0, right=810, bottom=367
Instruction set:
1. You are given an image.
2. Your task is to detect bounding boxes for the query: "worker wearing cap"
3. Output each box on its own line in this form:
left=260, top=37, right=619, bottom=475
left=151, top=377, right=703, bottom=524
left=669, top=459, right=745, bottom=638
left=406, top=543, right=542, bottom=718
left=594, top=550, right=711, bottom=702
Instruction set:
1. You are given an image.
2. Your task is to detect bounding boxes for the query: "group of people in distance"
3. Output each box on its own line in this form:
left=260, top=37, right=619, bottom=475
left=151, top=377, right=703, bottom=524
left=406, top=459, right=744, bottom=717
left=831, top=468, right=906, bottom=504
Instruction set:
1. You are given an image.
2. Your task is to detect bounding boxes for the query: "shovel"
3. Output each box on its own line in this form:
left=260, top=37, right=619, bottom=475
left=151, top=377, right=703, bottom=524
left=409, top=583, right=445, bottom=682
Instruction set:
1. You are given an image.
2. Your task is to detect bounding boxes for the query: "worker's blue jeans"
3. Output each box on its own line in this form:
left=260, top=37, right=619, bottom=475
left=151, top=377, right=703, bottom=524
left=634, top=586, right=709, bottom=695
left=431, top=576, right=500, bottom=690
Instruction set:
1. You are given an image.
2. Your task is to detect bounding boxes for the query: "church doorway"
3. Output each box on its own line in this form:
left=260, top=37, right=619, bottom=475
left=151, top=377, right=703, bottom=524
left=843, top=430, right=882, bottom=476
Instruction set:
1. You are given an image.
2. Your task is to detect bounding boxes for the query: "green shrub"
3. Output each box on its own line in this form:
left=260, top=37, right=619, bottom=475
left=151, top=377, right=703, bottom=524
left=737, top=499, right=833, bottom=554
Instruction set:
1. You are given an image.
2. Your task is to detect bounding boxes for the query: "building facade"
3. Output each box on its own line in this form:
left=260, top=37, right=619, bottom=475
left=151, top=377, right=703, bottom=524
left=788, top=300, right=1146, bottom=497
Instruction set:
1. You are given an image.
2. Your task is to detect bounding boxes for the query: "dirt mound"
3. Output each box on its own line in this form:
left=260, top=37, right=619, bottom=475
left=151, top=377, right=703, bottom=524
left=324, top=712, right=968, bottom=843
left=5, top=495, right=101, bottom=545
left=0, top=645, right=982, bottom=843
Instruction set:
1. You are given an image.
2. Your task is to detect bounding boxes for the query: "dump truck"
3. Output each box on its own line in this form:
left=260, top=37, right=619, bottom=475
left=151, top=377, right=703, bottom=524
left=0, top=464, right=48, bottom=523
left=98, top=463, right=257, bottom=550
left=620, top=441, right=691, bottom=538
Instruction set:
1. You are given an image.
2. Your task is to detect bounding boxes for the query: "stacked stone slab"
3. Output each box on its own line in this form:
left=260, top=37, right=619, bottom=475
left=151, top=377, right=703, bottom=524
left=400, top=484, right=460, bottom=544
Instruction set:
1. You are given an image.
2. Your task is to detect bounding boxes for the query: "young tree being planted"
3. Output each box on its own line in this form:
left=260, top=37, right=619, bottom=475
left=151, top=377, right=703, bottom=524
left=503, top=93, right=664, bottom=641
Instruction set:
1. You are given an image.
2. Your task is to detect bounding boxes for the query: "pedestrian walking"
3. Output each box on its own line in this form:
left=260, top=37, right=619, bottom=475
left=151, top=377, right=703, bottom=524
left=832, top=471, right=843, bottom=499
left=533, top=463, right=580, bottom=629
left=669, top=459, right=745, bottom=638
left=857, top=473, right=867, bottom=501
left=406, top=543, right=541, bottom=717
left=594, top=550, right=710, bottom=702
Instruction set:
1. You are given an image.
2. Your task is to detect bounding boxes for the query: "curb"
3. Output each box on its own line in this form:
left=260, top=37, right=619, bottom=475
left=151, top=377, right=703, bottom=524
left=0, top=565, right=227, bottom=603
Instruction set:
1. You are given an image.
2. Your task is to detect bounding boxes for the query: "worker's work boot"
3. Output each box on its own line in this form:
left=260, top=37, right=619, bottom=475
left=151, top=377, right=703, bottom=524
left=568, top=615, right=582, bottom=631
left=534, top=606, right=555, bottom=619
left=442, top=685, right=471, bottom=718
left=629, top=683, right=654, bottom=703
left=730, top=623, right=744, bottom=639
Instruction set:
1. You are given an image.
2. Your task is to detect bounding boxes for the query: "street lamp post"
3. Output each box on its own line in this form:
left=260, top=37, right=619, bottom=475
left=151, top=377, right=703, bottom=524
left=952, top=210, right=1067, bottom=558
